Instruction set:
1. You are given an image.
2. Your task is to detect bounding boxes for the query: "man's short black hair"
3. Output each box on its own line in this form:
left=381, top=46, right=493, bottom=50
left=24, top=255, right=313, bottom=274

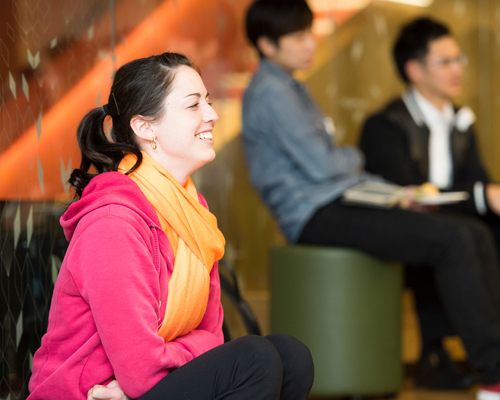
left=245, top=0, right=313, bottom=58
left=393, top=17, right=451, bottom=83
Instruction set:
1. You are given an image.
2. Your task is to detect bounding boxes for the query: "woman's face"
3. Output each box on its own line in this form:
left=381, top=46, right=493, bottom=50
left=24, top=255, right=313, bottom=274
left=149, top=65, right=219, bottom=183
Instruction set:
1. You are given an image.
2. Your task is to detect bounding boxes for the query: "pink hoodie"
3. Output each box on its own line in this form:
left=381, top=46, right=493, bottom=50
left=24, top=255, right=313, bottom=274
left=28, top=172, right=224, bottom=399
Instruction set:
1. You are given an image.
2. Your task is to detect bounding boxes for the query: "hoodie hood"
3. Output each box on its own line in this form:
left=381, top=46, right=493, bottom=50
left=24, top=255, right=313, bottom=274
left=61, top=172, right=160, bottom=242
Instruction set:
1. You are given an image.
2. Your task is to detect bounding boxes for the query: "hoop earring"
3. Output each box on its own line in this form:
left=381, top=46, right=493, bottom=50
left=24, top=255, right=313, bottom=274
left=151, top=136, right=157, bottom=150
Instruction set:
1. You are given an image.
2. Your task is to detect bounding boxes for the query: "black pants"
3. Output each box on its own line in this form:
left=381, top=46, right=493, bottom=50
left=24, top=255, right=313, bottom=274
left=298, top=200, right=500, bottom=384
left=481, top=213, right=500, bottom=259
left=138, top=334, right=314, bottom=400
left=405, top=267, right=454, bottom=355
left=408, top=212, right=500, bottom=358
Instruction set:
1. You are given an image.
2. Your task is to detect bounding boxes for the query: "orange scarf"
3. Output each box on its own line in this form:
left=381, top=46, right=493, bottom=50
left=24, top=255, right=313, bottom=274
left=119, top=152, right=225, bottom=342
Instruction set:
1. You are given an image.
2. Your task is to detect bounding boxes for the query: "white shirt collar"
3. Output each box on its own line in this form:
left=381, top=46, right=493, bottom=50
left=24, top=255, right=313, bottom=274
left=411, top=87, right=454, bottom=127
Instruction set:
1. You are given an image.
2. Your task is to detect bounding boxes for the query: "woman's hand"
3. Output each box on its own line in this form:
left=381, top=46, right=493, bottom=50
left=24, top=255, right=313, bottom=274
left=87, top=380, right=130, bottom=400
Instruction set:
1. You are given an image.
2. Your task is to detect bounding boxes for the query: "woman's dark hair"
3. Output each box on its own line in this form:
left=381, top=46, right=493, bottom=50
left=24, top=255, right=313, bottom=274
left=69, top=52, right=193, bottom=198
left=393, top=17, right=451, bottom=83
left=245, top=0, right=313, bottom=58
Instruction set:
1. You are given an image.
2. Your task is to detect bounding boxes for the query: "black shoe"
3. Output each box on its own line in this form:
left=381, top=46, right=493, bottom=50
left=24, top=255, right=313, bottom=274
left=415, top=349, right=475, bottom=390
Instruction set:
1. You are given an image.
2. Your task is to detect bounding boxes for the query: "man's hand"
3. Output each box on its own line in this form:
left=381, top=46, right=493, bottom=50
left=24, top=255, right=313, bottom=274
left=87, top=380, right=130, bottom=400
left=486, top=183, right=500, bottom=215
left=400, top=183, right=439, bottom=212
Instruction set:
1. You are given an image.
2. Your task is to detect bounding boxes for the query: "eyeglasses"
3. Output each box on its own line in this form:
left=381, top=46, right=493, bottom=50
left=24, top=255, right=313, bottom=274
left=421, top=54, right=468, bottom=68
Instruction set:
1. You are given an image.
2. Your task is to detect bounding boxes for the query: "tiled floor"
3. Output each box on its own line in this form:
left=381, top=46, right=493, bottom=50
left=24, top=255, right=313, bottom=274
left=396, top=388, right=476, bottom=400
left=309, top=390, right=475, bottom=400
left=308, top=380, right=477, bottom=400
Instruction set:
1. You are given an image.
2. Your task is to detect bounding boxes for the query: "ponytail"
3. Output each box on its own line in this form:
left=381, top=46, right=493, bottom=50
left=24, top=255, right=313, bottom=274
left=68, top=107, right=142, bottom=198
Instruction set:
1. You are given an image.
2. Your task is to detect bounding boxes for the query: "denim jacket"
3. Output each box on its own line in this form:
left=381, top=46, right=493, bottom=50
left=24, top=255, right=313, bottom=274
left=242, top=60, right=379, bottom=241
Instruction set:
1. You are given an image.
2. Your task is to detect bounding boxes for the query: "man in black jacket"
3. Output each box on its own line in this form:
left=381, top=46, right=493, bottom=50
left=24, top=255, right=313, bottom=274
left=360, top=17, right=500, bottom=391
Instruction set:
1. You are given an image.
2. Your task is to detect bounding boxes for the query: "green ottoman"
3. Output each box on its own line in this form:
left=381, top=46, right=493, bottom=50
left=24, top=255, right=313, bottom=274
left=270, top=245, right=403, bottom=397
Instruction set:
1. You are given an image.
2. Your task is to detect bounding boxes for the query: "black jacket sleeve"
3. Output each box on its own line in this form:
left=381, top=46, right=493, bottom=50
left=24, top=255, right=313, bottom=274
left=452, top=126, right=489, bottom=189
left=447, top=126, right=490, bottom=214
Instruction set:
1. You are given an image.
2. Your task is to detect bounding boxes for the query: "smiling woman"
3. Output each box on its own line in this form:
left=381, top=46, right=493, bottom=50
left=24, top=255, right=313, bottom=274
left=26, top=52, right=314, bottom=400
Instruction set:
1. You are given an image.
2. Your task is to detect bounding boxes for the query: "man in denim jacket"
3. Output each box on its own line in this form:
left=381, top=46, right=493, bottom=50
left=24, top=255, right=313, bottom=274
left=242, top=1, right=500, bottom=398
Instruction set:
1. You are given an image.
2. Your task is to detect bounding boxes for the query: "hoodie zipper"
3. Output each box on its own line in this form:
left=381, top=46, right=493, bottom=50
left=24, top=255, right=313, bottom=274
left=150, top=226, right=161, bottom=273
left=151, top=226, right=165, bottom=328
